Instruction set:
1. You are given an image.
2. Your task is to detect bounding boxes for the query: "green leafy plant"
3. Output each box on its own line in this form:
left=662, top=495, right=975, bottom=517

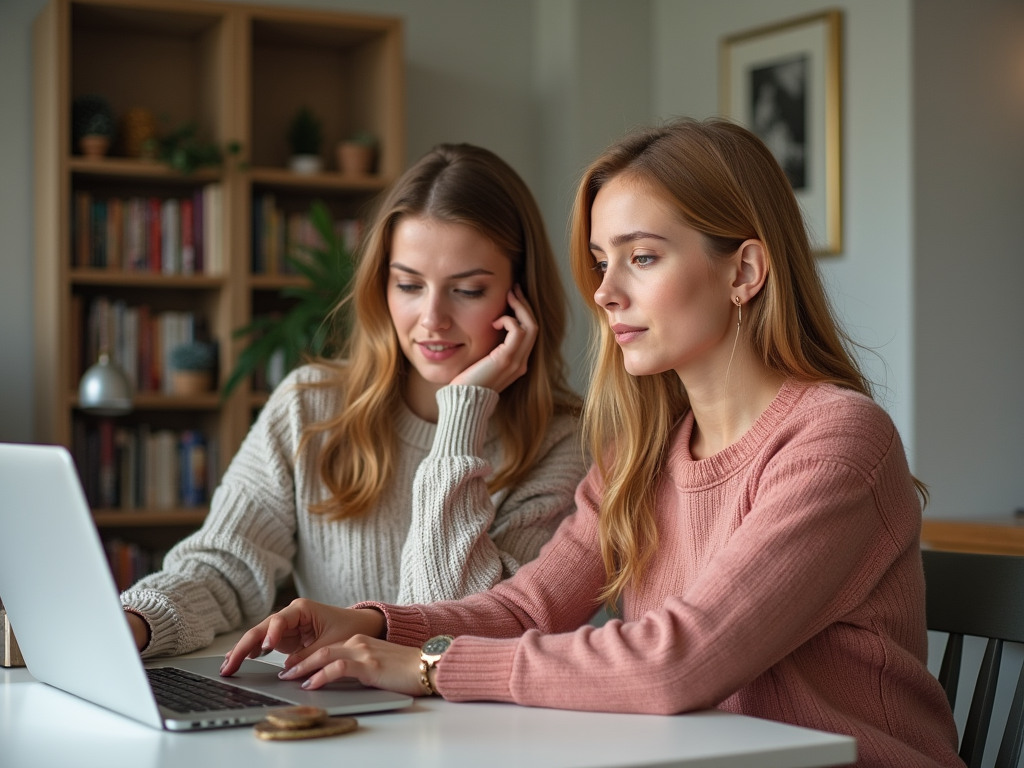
left=72, top=94, right=115, bottom=139
left=288, top=107, right=323, bottom=155
left=145, top=121, right=243, bottom=175
left=223, top=201, right=355, bottom=397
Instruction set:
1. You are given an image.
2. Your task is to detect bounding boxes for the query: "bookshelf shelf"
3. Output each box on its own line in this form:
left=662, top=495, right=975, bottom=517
left=248, top=167, right=390, bottom=192
left=34, top=0, right=404, bottom=589
left=69, top=157, right=221, bottom=182
left=69, top=392, right=222, bottom=410
left=93, top=510, right=208, bottom=527
left=248, top=274, right=308, bottom=290
left=70, top=270, right=227, bottom=288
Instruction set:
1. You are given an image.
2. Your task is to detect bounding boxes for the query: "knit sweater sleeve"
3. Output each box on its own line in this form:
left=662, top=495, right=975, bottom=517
left=119, top=370, right=311, bottom=658
left=396, top=385, right=585, bottom=603
left=370, top=404, right=919, bottom=715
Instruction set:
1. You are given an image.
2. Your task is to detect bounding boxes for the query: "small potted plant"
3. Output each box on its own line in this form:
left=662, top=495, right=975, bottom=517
left=72, top=94, right=115, bottom=159
left=170, top=340, right=217, bottom=395
left=337, top=131, right=376, bottom=176
left=144, top=120, right=243, bottom=175
left=287, top=106, right=323, bottom=174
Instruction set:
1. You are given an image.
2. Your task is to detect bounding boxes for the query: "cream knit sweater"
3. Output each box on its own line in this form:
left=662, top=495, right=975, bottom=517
left=121, top=365, right=585, bottom=658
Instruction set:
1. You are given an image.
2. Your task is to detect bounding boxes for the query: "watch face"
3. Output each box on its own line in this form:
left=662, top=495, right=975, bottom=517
left=422, top=635, right=453, bottom=656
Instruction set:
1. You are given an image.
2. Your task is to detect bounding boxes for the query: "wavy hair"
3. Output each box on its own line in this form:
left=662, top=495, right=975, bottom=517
left=302, top=143, right=579, bottom=520
left=569, top=118, right=907, bottom=606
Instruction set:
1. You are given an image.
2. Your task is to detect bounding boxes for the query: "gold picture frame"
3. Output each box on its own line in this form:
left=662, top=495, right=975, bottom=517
left=721, top=10, right=843, bottom=255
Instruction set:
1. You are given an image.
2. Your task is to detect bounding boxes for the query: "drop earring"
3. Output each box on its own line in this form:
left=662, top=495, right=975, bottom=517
left=725, top=297, right=743, bottom=393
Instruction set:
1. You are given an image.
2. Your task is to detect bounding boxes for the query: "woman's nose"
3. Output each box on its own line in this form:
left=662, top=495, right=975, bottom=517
left=593, top=265, right=627, bottom=310
left=420, top=294, right=451, bottom=331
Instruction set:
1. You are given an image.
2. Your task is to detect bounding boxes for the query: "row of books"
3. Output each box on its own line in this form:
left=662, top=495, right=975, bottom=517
left=71, top=184, right=223, bottom=274
left=104, top=539, right=168, bottom=592
left=73, top=421, right=217, bottom=511
left=74, top=296, right=206, bottom=394
left=252, top=194, right=362, bottom=275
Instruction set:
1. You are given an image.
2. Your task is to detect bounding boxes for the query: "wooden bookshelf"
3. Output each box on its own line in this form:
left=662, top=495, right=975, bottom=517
left=33, top=0, right=404, bottom=586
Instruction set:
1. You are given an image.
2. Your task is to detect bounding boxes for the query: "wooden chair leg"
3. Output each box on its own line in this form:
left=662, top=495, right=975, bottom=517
left=994, top=656, right=1024, bottom=768
left=939, top=633, right=963, bottom=711
left=960, top=638, right=1002, bottom=768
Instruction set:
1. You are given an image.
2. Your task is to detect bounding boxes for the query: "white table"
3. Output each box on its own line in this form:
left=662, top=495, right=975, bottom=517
left=1, top=634, right=856, bottom=768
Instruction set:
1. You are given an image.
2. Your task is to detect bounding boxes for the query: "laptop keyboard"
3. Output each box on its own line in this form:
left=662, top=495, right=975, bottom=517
left=147, top=666, right=290, bottom=713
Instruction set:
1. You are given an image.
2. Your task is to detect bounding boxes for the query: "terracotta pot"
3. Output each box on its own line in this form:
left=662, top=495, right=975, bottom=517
left=171, top=370, right=213, bottom=396
left=337, top=142, right=375, bottom=175
left=79, top=134, right=110, bottom=159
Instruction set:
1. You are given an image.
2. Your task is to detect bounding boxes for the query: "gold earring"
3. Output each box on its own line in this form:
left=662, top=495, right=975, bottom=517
left=734, top=297, right=742, bottom=327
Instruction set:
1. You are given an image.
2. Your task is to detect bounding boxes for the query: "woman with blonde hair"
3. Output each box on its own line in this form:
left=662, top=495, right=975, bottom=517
left=225, top=120, right=962, bottom=768
left=120, top=143, right=585, bottom=657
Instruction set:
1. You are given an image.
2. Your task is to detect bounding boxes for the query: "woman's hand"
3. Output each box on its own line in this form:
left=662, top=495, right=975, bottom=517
left=451, top=285, right=537, bottom=393
left=277, top=635, right=427, bottom=696
left=220, top=599, right=385, bottom=677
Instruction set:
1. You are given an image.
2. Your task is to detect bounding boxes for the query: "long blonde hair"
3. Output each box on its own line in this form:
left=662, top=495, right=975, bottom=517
left=304, top=143, right=579, bottom=520
left=570, top=118, right=888, bottom=605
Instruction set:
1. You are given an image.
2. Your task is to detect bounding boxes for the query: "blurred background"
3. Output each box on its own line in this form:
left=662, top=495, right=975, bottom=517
left=2, top=0, right=1024, bottom=522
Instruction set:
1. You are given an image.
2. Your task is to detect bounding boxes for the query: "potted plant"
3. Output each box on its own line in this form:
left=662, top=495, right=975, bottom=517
left=337, top=131, right=376, bottom=176
left=287, top=107, right=323, bottom=174
left=223, top=201, right=354, bottom=396
left=145, top=120, right=243, bottom=175
left=72, top=94, right=115, bottom=159
left=170, top=340, right=217, bottom=395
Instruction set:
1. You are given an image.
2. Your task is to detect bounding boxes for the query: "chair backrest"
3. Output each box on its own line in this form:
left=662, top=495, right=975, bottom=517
left=923, top=549, right=1024, bottom=768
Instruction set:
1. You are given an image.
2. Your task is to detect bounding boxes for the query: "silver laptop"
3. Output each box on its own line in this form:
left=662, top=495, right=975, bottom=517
left=0, top=443, right=412, bottom=730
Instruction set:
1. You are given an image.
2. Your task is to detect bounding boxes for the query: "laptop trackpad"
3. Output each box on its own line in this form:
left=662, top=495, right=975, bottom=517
left=160, top=656, right=412, bottom=713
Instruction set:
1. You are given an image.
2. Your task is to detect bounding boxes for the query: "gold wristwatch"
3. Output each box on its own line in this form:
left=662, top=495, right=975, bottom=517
left=419, top=635, right=454, bottom=696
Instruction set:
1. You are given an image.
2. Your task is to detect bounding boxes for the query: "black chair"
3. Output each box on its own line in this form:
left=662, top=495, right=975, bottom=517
left=923, top=549, right=1024, bottom=768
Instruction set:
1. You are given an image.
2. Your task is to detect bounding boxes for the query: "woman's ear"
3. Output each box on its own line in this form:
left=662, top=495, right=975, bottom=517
left=730, top=239, right=768, bottom=304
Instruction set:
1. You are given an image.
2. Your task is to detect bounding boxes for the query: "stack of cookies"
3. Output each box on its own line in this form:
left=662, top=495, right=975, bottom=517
left=254, top=706, right=358, bottom=741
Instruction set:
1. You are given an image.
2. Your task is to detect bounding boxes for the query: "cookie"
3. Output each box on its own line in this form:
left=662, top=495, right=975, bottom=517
left=254, top=716, right=358, bottom=741
left=264, top=705, right=328, bottom=730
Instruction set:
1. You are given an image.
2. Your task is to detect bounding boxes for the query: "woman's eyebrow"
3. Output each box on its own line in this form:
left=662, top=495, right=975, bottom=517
left=589, top=231, right=668, bottom=251
left=389, top=263, right=495, bottom=279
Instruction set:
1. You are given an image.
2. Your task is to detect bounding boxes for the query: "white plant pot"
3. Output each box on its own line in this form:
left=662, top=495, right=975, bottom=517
left=289, top=154, right=322, bottom=174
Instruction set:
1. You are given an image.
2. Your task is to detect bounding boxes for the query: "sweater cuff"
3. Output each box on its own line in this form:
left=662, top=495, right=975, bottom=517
left=435, top=636, right=517, bottom=703
left=351, top=601, right=432, bottom=648
left=121, top=589, right=180, bottom=658
left=433, top=385, right=498, bottom=457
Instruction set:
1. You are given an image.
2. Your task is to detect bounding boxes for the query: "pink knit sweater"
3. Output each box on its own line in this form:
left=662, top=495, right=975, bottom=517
left=361, top=381, right=963, bottom=768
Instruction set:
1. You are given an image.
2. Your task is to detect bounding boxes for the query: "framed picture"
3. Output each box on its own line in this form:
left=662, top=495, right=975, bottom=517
left=720, top=10, right=843, bottom=255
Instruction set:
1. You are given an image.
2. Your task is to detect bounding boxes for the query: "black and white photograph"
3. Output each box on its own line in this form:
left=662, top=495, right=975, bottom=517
left=721, top=11, right=842, bottom=254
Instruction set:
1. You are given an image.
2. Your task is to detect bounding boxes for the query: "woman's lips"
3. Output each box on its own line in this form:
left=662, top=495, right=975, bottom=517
left=610, top=323, right=646, bottom=344
left=416, top=341, right=462, bottom=361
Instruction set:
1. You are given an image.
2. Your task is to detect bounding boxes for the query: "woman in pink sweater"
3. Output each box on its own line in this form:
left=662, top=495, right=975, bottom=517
left=224, top=119, right=963, bottom=768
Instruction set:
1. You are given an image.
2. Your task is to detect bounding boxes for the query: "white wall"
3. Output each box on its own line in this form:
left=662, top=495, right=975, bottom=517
left=651, top=0, right=916, bottom=464
left=913, top=0, right=1024, bottom=519
left=0, top=0, right=48, bottom=443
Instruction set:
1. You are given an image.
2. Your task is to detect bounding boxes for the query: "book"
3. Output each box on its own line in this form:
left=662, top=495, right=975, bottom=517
left=74, top=190, right=91, bottom=268
left=106, top=197, right=123, bottom=270
left=147, top=197, right=162, bottom=272
left=180, top=197, right=195, bottom=275
left=161, top=198, right=180, bottom=275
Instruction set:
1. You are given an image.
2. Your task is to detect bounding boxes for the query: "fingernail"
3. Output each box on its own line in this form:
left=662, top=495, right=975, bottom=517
left=278, top=668, right=296, bottom=679
left=301, top=679, right=312, bottom=690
